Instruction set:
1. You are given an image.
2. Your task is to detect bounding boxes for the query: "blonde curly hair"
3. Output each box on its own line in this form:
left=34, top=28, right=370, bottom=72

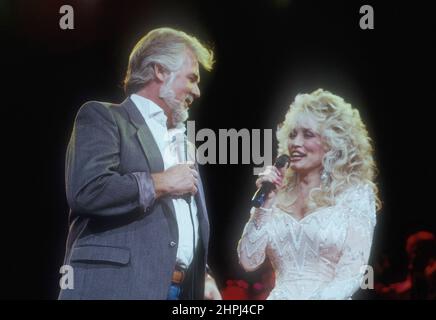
left=276, top=88, right=381, bottom=211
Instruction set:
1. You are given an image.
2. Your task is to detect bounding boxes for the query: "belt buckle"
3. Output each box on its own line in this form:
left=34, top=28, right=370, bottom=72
left=172, top=265, right=186, bottom=284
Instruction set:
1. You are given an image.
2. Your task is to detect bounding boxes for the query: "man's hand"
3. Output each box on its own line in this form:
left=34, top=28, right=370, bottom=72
left=151, top=163, right=198, bottom=198
left=204, top=273, right=222, bottom=300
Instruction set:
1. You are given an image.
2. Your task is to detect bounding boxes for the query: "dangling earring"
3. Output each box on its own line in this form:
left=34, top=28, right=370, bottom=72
left=321, top=149, right=339, bottom=187
left=320, top=167, right=330, bottom=186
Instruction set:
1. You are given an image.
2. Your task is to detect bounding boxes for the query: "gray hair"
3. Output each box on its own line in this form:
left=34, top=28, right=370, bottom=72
left=123, top=27, right=214, bottom=95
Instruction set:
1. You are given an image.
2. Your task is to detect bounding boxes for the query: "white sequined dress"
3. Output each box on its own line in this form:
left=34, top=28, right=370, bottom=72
left=238, top=183, right=376, bottom=300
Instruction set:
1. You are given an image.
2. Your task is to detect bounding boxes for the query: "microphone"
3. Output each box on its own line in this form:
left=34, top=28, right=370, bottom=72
left=251, top=154, right=290, bottom=208
left=172, top=131, right=192, bottom=204
left=183, top=134, right=192, bottom=204
left=173, top=133, right=185, bottom=164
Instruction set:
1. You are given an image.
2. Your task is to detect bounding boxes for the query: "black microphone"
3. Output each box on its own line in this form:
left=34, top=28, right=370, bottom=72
left=251, top=154, right=290, bottom=208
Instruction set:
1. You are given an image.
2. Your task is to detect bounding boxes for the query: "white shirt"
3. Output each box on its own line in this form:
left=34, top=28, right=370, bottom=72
left=131, top=94, right=199, bottom=268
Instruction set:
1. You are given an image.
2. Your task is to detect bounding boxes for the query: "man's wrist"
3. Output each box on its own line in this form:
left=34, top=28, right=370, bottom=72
left=261, top=197, right=275, bottom=209
left=258, top=206, right=273, bottom=213
left=151, top=172, right=168, bottom=198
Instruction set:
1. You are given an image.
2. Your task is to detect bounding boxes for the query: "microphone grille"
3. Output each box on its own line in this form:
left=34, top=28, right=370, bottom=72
left=274, top=154, right=290, bottom=169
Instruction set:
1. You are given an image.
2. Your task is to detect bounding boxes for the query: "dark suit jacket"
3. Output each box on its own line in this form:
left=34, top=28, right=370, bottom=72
left=58, top=98, right=210, bottom=299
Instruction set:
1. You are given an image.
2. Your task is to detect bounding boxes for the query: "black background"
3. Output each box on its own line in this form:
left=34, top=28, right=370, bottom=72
left=3, top=0, right=435, bottom=299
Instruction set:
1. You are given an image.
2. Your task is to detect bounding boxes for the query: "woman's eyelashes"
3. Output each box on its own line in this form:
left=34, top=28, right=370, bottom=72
left=289, top=128, right=316, bottom=139
left=303, top=129, right=315, bottom=138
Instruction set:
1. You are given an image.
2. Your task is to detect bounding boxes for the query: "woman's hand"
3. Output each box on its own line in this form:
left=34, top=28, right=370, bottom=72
left=255, top=165, right=285, bottom=208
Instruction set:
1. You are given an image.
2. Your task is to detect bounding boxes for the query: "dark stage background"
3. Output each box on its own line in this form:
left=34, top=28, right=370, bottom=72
left=3, top=0, right=435, bottom=299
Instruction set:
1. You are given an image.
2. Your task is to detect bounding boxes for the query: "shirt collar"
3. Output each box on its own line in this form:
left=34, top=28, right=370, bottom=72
left=130, top=94, right=168, bottom=126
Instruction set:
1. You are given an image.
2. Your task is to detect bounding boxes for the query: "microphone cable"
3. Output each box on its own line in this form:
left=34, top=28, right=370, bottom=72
left=184, top=135, right=196, bottom=299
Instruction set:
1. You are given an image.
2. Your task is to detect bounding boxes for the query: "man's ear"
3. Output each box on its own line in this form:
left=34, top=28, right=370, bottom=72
left=154, top=64, right=168, bottom=82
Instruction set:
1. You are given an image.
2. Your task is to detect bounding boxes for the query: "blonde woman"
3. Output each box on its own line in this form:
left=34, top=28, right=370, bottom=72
left=238, top=89, right=381, bottom=299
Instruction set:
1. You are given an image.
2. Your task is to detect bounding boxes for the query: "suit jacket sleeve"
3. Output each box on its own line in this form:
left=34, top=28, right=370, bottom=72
left=66, top=101, right=155, bottom=217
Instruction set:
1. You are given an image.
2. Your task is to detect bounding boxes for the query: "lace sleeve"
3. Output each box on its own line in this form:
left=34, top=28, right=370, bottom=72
left=310, top=184, right=377, bottom=300
left=237, top=207, right=273, bottom=272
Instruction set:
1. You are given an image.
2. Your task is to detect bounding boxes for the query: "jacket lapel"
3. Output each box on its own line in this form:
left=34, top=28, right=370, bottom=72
left=194, top=166, right=210, bottom=251
left=122, top=98, right=177, bottom=220
left=123, top=98, right=164, bottom=173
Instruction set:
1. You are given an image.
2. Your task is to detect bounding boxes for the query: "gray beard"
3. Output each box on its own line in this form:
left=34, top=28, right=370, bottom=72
left=169, top=101, right=189, bottom=128
left=159, top=75, right=189, bottom=128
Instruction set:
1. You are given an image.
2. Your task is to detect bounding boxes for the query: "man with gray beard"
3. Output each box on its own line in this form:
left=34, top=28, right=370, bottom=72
left=59, top=28, right=221, bottom=300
